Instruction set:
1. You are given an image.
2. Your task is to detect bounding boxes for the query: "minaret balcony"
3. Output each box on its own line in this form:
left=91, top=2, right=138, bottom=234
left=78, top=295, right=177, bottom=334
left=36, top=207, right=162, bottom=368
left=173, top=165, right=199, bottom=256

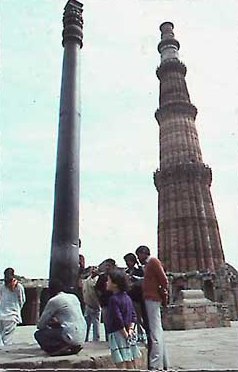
left=156, top=59, right=187, bottom=80
left=158, top=38, right=180, bottom=54
left=154, top=163, right=212, bottom=189
left=155, top=102, right=197, bottom=123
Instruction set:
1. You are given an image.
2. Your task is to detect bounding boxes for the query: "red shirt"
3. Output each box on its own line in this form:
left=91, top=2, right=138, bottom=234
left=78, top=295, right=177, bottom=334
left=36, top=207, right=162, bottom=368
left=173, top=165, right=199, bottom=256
left=142, top=257, right=168, bottom=302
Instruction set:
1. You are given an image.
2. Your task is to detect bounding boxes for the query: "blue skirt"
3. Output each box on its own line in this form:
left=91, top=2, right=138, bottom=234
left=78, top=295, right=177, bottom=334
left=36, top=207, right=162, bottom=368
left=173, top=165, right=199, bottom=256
left=108, top=330, right=141, bottom=364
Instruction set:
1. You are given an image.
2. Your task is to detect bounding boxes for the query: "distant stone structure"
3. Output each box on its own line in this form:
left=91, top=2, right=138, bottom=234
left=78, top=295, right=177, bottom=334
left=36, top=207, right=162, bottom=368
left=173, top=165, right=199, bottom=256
left=154, top=22, right=238, bottom=328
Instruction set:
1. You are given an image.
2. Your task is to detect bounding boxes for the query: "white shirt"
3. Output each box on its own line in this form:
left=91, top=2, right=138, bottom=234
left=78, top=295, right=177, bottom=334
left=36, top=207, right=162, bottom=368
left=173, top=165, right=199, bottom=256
left=37, top=291, right=86, bottom=345
left=0, top=282, right=26, bottom=323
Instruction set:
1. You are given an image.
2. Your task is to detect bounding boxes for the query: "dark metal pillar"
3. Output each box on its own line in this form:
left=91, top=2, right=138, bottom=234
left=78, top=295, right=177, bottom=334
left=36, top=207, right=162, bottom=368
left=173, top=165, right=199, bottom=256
left=49, top=0, right=83, bottom=292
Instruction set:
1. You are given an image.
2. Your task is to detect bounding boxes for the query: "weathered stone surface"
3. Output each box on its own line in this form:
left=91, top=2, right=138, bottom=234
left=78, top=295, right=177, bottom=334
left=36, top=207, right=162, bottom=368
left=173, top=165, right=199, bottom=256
left=1, top=323, right=238, bottom=370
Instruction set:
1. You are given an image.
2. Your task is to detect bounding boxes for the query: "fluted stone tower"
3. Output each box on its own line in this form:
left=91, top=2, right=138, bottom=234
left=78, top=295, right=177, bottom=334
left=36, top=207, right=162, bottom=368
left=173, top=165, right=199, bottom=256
left=154, top=22, right=238, bottom=325
left=154, top=22, right=225, bottom=274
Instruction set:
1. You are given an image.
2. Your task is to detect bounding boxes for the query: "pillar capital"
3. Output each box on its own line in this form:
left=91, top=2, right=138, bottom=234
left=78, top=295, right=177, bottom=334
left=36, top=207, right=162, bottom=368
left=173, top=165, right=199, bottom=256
left=62, top=0, right=83, bottom=47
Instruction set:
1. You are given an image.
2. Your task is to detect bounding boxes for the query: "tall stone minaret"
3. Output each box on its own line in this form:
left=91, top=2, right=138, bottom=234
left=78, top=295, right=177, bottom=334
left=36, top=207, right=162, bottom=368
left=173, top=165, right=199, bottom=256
left=154, top=22, right=225, bottom=274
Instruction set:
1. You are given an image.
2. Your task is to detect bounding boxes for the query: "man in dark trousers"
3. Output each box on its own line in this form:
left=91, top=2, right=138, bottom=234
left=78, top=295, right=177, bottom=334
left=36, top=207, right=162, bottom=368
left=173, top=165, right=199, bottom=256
left=123, top=253, right=147, bottom=343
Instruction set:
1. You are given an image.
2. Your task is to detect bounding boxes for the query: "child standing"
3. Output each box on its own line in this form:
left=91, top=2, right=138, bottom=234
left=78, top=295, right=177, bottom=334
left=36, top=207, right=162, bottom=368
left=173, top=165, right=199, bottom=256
left=106, top=269, right=141, bottom=369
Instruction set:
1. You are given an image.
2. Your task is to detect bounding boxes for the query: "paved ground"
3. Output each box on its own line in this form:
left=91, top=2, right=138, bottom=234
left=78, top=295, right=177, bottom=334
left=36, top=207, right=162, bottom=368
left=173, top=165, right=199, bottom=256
left=0, top=322, right=237, bottom=370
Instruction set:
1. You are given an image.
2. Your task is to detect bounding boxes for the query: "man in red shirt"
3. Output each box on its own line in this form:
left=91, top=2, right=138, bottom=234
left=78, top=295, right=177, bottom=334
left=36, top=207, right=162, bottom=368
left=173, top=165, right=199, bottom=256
left=136, top=245, right=169, bottom=371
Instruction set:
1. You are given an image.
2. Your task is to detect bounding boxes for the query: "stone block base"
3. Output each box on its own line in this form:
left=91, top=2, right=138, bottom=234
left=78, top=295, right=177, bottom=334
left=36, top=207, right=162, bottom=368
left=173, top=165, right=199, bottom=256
left=162, top=289, right=231, bottom=330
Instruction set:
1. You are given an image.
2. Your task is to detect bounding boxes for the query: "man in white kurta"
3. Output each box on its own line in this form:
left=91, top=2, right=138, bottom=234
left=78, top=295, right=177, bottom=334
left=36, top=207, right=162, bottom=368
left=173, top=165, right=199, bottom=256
left=0, top=268, right=26, bottom=346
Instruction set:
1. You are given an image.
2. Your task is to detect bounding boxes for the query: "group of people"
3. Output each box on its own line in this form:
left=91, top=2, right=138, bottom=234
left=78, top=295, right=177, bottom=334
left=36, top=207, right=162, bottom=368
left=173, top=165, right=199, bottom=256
left=0, top=245, right=169, bottom=371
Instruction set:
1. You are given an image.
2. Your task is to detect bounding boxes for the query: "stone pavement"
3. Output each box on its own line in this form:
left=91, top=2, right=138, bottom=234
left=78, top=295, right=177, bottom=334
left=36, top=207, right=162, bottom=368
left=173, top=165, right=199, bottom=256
left=0, top=322, right=237, bottom=370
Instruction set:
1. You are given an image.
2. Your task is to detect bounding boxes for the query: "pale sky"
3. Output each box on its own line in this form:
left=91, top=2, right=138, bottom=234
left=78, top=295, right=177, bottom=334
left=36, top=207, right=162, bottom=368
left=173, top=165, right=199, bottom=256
left=1, top=0, right=238, bottom=278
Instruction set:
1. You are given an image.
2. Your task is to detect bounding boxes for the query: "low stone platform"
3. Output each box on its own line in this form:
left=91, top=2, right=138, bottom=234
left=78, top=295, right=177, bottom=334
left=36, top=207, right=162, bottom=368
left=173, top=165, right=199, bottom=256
left=0, top=322, right=237, bottom=370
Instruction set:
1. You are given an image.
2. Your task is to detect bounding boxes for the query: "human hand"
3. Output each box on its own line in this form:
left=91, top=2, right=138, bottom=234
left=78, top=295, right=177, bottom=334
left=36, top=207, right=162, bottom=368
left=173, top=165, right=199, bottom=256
left=128, top=327, right=134, bottom=337
left=127, top=329, right=137, bottom=346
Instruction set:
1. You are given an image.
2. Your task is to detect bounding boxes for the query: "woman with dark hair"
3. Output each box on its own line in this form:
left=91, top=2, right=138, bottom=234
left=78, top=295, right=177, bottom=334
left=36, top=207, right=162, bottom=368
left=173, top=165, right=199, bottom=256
left=0, top=267, right=26, bottom=346
left=106, top=269, right=141, bottom=369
